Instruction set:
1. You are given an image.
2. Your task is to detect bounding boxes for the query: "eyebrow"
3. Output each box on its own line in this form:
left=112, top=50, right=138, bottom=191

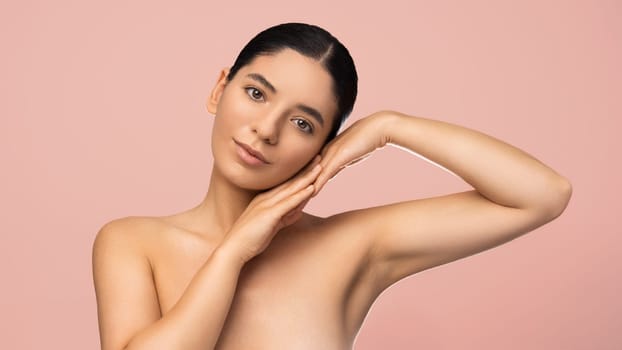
left=245, top=73, right=325, bottom=127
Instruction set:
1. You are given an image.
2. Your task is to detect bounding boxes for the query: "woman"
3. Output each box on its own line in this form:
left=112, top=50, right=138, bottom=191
left=92, top=22, right=572, bottom=350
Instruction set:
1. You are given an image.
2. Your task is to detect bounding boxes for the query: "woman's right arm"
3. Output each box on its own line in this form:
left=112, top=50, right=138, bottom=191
left=92, top=155, right=323, bottom=350
left=92, top=220, right=246, bottom=350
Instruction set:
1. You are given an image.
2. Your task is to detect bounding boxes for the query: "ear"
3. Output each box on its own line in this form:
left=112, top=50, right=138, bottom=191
left=206, top=67, right=231, bottom=115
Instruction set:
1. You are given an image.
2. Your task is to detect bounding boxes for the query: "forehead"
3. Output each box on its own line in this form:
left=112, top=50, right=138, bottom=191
left=236, top=49, right=337, bottom=123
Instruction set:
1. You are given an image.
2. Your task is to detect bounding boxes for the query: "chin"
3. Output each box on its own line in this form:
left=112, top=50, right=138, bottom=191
left=212, top=138, right=310, bottom=191
left=213, top=157, right=291, bottom=192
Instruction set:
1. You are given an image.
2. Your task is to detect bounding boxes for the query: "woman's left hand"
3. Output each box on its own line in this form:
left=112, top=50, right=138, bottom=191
left=312, top=111, right=393, bottom=197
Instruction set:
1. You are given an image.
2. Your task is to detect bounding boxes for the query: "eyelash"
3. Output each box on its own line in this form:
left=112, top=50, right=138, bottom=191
left=245, top=86, right=265, bottom=102
left=293, top=119, right=313, bottom=134
left=243, top=86, right=314, bottom=134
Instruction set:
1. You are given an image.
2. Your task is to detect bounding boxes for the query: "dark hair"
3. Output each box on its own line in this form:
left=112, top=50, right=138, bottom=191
left=226, top=22, right=358, bottom=145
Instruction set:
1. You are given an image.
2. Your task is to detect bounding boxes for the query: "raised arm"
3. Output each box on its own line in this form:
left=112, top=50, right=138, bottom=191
left=312, top=110, right=572, bottom=289
left=382, top=110, right=572, bottom=211
left=92, top=155, right=323, bottom=350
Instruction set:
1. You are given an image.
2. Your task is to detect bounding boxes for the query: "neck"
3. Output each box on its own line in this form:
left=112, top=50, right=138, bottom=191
left=187, top=164, right=261, bottom=241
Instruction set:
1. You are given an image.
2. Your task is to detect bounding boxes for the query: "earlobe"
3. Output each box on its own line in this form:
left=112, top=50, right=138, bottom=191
left=206, top=67, right=231, bottom=115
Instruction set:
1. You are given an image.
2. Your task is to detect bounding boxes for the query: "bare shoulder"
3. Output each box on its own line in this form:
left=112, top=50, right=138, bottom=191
left=93, top=214, right=201, bottom=269
left=93, top=216, right=167, bottom=254
left=92, top=215, right=174, bottom=350
left=95, top=215, right=161, bottom=236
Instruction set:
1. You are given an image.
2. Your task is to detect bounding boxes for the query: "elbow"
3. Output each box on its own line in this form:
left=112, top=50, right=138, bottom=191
left=541, top=177, right=573, bottom=220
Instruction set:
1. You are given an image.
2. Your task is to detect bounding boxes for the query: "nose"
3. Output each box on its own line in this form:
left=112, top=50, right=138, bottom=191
left=251, top=109, right=282, bottom=145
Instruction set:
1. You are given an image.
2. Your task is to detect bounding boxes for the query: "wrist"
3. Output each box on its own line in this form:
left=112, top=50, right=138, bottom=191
left=373, top=110, right=402, bottom=146
left=213, top=239, right=248, bottom=268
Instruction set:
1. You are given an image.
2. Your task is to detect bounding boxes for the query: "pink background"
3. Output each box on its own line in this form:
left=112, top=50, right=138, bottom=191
left=1, top=0, right=619, bottom=349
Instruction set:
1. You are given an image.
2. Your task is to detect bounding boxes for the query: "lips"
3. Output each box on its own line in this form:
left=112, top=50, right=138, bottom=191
left=234, top=139, right=270, bottom=164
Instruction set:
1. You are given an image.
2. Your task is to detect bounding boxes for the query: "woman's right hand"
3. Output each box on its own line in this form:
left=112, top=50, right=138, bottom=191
left=221, top=155, right=323, bottom=264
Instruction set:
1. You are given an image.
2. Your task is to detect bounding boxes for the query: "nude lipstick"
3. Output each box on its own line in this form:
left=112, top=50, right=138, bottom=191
left=234, top=139, right=270, bottom=166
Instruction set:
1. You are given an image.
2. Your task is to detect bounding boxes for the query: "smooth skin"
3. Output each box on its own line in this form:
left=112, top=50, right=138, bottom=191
left=92, top=48, right=572, bottom=350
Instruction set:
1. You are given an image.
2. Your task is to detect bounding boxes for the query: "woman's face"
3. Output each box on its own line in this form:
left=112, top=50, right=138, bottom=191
left=207, top=48, right=338, bottom=191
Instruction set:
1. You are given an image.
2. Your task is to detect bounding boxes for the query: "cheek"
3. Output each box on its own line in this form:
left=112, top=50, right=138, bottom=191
left=211, top=95, right=253, bottom=147
left=216, top=89, right=255, bottom=127
left=280, top=147, right=320, bottom=175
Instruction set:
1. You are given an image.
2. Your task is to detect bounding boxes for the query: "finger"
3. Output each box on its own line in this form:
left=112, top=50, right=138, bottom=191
left=265, top=163, right=321, bottom=207
left=346, top=154, right=370, bottom=166
left=281, top=195, right=310, bottom=225
left=272, top=183, right=315, bottom=218
left=295, top=195, right=312, bottom=212
left=280, top=210, right=303, bottom=228
left=295, top=154, right=322, bottom=175
left=309, top=154, right=323, bottom=167
left=313, top=147, right=345, bottom=196
left=315, top=153, right=366, bottom=195
left=313, top=151, right=333, bottom=195
left=258, top=155, right=321, bottom=200
left=312, top=164, right=344, bottom=197
left=298, top=154, right=322, bottom=176
left=282, top=194, right=311, bottom=218
left=283, top=160, right=322, bottom=194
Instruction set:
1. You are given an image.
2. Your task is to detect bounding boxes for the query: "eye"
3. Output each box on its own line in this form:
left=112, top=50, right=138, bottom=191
left=293, top=118, right=314, bottom=134
left=244, top=86, right=264, bottom=101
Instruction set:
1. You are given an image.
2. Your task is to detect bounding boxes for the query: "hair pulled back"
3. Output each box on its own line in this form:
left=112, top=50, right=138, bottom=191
left=226, top=22, right=358, bottom=144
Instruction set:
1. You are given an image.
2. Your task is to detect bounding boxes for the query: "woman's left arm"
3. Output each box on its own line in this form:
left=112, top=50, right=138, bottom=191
left=313, top=110, right=572, bottom=288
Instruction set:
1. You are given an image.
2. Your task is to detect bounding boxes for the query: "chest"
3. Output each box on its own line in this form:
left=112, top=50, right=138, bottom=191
left=149, top=226, right=377, bottom=349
